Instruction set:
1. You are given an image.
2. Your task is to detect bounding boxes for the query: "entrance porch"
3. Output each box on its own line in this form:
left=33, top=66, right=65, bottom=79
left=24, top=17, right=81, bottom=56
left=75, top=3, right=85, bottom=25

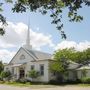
left=11, top=63, right=26, bottom=80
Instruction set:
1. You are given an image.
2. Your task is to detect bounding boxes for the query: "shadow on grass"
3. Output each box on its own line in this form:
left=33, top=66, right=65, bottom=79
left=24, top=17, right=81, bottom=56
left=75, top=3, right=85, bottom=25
left=0, top=80, right=90, bottom=88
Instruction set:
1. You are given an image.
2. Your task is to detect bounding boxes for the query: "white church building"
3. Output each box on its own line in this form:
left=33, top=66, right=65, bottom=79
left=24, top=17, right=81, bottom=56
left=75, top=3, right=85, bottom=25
left=4, top=25, right=90, bottom=82
left=4, top=26, right=54, bottom=82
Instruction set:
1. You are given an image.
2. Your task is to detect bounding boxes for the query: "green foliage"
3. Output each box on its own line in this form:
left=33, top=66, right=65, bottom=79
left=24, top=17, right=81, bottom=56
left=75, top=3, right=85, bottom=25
left=81, top=77, right=90, bottom=84
left=0, top=13, right=6, bottom=36
left=50, top=48, right=75, bottom=72
left=28, top=70, right=39, bottom=79
left=16, top=78, right=27, bottom=84
left=71, top=48, right=90, bottom=64
left=81, top=69, right=87, bottom=77
left=0, top=61, right=4, bottom=74
left=0, top=0, right=90, bottom=38
left=0, top=28, right=5, bottom=35
left=50, top=48, right=90, bottom=81
left=10, top=0, right=90, bottom=39
left=5, top=0, right=13, bottom=3
left=0, top=71, right=11, bottom=80
left=85, top=48, right=90, bottom=62
left=50, top=49, right=72, bottom=81
left=52, top=48, right=90, bottom=65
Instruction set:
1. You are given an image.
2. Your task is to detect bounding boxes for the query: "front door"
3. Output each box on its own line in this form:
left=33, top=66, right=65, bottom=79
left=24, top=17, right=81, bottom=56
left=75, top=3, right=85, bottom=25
left=19, top=68, right=25, bottom=79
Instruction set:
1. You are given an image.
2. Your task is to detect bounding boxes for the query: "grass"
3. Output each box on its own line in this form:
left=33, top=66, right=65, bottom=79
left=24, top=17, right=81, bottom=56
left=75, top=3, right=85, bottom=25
left=0, top=81, right=90, bottom=88
left=0, top=81, right=58, bottom=89
left=78, top=84, right=90, bottom=87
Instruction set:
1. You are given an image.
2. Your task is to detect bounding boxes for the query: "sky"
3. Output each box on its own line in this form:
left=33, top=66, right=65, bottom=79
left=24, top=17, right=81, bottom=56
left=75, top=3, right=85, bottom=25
left=0, top=1, right=90, bottom=63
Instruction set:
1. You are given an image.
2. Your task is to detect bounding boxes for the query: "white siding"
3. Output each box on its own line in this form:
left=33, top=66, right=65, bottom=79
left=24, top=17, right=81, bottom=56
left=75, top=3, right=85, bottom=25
left=10, top=48, right=35, bottom=64
left=4, top=48, right=52, bottom=82
left=77, top=70, right=90, bottom=79
left=26, top=60, right=49, bottom=82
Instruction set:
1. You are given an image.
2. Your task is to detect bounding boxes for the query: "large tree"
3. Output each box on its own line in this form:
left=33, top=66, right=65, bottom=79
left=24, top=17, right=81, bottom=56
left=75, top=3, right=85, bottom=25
left=0, top=0, right=90, bottom=38
left=50, top=48, right=90, bottom=81
left=50, top=48, right=73, bottom=81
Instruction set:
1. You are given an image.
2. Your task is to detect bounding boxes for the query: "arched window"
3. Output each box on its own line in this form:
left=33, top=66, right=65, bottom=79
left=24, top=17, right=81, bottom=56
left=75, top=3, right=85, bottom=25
left=20, top=54, right=25, bottom=60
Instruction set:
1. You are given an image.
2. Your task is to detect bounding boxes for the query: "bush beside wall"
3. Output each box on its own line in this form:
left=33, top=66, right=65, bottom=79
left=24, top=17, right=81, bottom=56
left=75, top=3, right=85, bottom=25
left=81, top=77, right=90, bottom=84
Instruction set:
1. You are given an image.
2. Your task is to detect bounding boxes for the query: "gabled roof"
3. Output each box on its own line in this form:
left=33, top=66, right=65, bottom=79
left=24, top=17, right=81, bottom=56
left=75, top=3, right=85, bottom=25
left=77, top=64, right=90, bottom=70
left=9, top=47, right=38, bottom=64
left=23, top=47, right=52, bottom=61
left=9, top=47, right=52, bottom=64
left=68, top=61, right=79, bottom=70
left=77, top=66, right=90, bottom=70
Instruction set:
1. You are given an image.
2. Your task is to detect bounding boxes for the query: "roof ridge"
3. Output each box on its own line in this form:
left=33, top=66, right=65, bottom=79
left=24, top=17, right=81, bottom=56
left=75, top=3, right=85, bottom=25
left=22, top=47, right=37, bottom=60
left=29, top=49, right=52, bottom=55
left=27, top=50, right=38, bottom=59
left=22, top=47, right=52, bottom=61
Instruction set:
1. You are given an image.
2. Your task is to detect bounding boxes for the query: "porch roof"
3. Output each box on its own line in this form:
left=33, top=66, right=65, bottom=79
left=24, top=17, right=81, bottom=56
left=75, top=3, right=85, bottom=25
left=77, top=66, right=90, bottom=70
left=11, top=63, right=23, bottom=67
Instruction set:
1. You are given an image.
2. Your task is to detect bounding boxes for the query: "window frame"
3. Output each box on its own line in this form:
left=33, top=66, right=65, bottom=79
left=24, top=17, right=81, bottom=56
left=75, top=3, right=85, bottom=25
left=12, top=67, right=14, bottom=75
left=20, top=54, right=25, bottom=60
left=31, top=65, right=35, bottom=70
left=40, top=64, right=44, bottom=76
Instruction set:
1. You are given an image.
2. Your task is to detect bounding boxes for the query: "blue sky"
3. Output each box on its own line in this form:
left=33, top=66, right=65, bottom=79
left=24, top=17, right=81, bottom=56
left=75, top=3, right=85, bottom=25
left=0, top=2, right=90, bottom=63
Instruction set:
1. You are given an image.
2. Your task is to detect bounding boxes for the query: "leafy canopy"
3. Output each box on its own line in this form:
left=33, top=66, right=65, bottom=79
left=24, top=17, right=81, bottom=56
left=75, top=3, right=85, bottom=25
left=0, top=70, right=11, bottom=79
left=50, top=48, right=90, bottom=74
left=0, top=0, right=90, bottom=38
left=50, top=48, right=74, bottom=73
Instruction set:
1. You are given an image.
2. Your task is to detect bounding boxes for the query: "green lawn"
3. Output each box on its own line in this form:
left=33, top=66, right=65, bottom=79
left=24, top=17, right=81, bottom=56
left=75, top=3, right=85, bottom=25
left=78, top=84, right=90, bottom=87
left=0, top=81, right=90, bottom=88
left=0, top=81, right=57, bottom=89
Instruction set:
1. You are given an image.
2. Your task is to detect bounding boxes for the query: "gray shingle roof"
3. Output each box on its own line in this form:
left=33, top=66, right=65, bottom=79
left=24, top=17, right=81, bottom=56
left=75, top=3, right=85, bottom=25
left=68, top=61, right=79, bottom=70
left=23, top=47, right=52, bottom=61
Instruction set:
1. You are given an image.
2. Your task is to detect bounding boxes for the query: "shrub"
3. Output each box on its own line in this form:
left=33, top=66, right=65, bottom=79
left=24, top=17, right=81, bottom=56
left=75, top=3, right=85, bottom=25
left=81, top=77, right=90, bottom=84
left=49, top=80, right=62, bottom=85
left=15, top=78, right=27, bottom=84
left=66, top=79, right=81, bottom=84
left=0, top=61, right=4, bottom=74
left=49, top=79, right=81, bottom=85
left=0, top=71, right=11, bottom=81
left=49, top=78, right=68, bottom=85
left=28, top=70, right=39, bottom=79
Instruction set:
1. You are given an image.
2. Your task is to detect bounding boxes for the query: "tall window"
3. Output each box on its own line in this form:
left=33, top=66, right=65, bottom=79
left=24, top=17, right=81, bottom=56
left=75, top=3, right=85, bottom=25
left=31, top=65, right=34, bottom=70
left=40, top=64, right=44, bottom=76
left=12, top=67, right=14, bottom=75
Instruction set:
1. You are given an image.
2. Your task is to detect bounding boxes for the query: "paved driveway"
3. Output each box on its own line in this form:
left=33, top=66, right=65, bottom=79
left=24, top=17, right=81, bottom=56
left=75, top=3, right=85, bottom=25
left=0, top=84, right=90, bottom=90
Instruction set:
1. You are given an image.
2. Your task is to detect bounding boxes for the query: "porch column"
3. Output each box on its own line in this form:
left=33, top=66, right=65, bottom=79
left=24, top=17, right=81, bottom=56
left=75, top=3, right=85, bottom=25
left=16, top=67, right=19, bottom=80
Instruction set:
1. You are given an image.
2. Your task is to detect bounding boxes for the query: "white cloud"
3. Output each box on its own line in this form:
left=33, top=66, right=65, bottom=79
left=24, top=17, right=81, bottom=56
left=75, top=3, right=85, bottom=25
left=36, top=27, right=40, bottom=31
left=1, top=21, right=90, bottom=63
left=0, top=21, right=55, bottom=63
left=0, top=49, right=16, bottom=63
left=55, top=40, right=90, bottom=51
left=30, top=31, right=54, bottom=49
left=0, top=21, right=54, bottom=49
